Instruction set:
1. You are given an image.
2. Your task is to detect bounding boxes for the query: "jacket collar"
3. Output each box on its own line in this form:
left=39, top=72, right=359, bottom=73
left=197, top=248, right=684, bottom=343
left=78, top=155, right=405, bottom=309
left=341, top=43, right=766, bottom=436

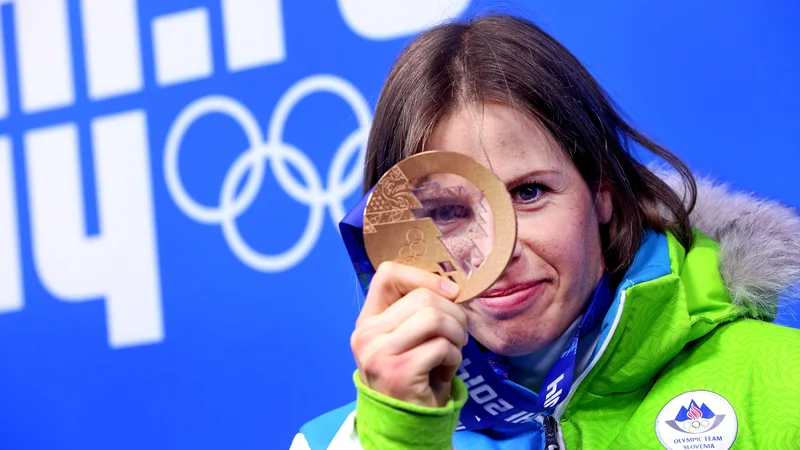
left=585, top=230, right=739, bottom=396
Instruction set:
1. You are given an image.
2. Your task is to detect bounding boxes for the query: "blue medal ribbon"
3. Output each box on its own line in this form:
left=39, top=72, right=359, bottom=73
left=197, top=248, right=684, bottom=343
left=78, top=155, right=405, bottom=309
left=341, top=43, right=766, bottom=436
left=339, top=187, right=376, bottom=293
left=339, top=191, right=614, bottom=432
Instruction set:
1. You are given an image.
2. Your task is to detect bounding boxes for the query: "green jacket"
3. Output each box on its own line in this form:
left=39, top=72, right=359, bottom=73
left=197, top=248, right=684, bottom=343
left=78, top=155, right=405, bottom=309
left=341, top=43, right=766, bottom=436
left=293, top=177, right=800, bottom=450
left=559, top=231, right=799, bottom=449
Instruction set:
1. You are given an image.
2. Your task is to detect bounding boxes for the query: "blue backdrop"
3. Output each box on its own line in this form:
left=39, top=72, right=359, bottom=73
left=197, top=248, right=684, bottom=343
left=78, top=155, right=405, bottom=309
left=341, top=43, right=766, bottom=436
left=0, top=1, right=797, bottom=449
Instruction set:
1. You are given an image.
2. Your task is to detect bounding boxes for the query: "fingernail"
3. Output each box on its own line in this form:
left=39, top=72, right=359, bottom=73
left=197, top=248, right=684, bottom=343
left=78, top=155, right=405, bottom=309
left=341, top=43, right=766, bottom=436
left=440, top=279, right=460, bottom=296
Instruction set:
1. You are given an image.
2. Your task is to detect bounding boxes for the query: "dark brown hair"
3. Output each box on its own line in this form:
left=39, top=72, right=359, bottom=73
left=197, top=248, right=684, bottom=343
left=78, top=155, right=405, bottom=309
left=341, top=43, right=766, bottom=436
left=363, top=14, right=696, bottom=276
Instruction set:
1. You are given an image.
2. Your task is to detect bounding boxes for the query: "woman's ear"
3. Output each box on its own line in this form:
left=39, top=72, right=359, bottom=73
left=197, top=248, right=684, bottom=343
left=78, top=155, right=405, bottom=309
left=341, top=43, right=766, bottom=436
left=595, top=181, right=613, bottom=225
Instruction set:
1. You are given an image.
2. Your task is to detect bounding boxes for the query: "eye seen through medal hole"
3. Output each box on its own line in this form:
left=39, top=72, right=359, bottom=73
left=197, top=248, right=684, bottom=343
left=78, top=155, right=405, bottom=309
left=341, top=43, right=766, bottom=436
left=410, top=173, right=494, bottom=277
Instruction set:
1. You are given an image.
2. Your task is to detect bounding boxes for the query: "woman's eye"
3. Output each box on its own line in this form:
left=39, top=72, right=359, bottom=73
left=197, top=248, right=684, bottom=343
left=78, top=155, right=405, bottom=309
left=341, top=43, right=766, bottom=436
left=512, top=184, right=545, bottom=203
left=429, top=204, right=471, bottom=224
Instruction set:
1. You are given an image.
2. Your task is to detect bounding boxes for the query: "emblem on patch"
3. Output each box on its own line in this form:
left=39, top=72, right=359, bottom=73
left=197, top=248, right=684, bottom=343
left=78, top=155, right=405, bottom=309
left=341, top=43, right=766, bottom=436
left=655, top=391, right=738, bottom=450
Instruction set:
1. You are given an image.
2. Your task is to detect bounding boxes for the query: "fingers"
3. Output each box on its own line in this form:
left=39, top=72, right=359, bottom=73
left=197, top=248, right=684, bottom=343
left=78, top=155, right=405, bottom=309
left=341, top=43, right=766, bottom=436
left=351, top=287, right=468, bottom=372
left=351, top=301, right=467, bottom=370
left=362, top=287, right=468, bottom=337
left=358, top=336, right=462, bottom=406
left=360, top=262, right=460, bottom=319
left=386, top=306, right=468, bottom=354
left=350, top=261, right=467, bottom=407
left=404, top=337, right=463, bottom=384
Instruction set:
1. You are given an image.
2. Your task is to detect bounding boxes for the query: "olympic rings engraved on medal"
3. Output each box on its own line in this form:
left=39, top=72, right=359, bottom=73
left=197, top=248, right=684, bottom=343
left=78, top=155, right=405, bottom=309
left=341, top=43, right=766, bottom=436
left=164, top=74, right=372, bottom=272
left=398, top=228, right=426, bottom=263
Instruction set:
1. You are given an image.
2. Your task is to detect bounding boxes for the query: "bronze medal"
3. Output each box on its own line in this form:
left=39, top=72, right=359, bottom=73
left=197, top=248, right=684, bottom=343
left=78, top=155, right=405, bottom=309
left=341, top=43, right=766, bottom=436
left=363, top=151, right=516, bottom=303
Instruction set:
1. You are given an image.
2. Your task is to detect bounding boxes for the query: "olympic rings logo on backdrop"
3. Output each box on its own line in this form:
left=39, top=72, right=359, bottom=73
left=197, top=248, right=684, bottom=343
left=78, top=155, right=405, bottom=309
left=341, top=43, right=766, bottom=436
left=164, top=74, right=372, bottom=272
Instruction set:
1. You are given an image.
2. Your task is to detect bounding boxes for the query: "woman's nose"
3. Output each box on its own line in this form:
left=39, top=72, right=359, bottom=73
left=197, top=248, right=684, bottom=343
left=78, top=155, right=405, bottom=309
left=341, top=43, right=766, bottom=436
left=509, top=238, right=523, bottom=263
left=469, top=244, right=485, bottom=272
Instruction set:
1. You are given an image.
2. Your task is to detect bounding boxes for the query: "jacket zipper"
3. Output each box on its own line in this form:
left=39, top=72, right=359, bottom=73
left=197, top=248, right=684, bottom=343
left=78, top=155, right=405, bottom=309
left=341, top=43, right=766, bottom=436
left=543, top=415, right=560, bottom=450
left=544, top=290, right=629, bottom=450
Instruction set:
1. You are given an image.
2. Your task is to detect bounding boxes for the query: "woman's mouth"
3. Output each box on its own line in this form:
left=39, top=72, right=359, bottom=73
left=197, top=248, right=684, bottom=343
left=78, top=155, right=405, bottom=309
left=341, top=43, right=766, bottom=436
left=475, top=280, right=545, bottom=317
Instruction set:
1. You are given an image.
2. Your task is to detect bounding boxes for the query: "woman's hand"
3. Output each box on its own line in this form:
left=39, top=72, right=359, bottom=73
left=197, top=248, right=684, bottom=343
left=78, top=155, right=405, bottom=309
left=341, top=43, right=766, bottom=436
left=351, top=261, right=469, bottom=408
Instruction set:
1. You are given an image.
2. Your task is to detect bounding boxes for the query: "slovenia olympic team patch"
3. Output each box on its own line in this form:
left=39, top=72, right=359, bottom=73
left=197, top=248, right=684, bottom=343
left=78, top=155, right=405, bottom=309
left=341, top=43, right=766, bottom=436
left=655, top=391, right=738, bottom=450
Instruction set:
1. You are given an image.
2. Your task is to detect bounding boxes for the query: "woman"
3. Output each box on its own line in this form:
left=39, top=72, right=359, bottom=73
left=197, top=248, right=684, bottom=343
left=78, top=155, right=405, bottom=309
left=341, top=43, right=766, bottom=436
left=292, top=14, right=800, bottom=449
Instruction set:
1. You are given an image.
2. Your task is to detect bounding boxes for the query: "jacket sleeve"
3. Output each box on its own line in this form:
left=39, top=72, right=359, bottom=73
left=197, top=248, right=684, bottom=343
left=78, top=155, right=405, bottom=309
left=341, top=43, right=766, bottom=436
left=352, top=371, right=467, bottom=450
left=292, top=372, right=467, bottom=450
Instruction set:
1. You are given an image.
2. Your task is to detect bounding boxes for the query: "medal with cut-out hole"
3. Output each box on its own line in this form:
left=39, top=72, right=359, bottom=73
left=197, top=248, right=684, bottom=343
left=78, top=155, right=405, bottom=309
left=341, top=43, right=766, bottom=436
left=363, top=151, right=516, bottom=303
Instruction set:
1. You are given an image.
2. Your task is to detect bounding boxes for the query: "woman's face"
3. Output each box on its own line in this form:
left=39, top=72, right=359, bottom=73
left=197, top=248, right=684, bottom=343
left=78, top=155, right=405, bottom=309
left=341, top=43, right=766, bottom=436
left=424, top=102, right=613, bottom=356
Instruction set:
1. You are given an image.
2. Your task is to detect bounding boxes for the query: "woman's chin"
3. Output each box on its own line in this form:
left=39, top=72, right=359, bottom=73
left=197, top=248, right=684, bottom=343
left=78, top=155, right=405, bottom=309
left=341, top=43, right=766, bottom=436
left=472, top=326, right=550, bottom=357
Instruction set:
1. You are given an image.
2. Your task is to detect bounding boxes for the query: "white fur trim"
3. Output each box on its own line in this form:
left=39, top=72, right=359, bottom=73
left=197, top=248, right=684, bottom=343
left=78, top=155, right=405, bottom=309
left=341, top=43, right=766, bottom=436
left=654, top=167, right=800, bottom=317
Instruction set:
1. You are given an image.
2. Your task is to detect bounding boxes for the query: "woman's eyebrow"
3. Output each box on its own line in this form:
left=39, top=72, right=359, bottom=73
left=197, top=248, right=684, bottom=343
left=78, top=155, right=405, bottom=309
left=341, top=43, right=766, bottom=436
left=503, top=169, right=563, bottom=188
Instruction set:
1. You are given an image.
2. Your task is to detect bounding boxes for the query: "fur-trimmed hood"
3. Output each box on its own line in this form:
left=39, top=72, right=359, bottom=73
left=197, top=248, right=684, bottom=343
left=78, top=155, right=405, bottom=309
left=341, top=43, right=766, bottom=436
left=656, top=169, right=800, bottom=319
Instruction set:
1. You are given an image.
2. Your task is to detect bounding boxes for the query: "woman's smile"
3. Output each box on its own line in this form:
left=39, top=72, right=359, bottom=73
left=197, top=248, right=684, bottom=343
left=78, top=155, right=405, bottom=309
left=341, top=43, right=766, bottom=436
left=475, top=279, right=546, bottom=319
